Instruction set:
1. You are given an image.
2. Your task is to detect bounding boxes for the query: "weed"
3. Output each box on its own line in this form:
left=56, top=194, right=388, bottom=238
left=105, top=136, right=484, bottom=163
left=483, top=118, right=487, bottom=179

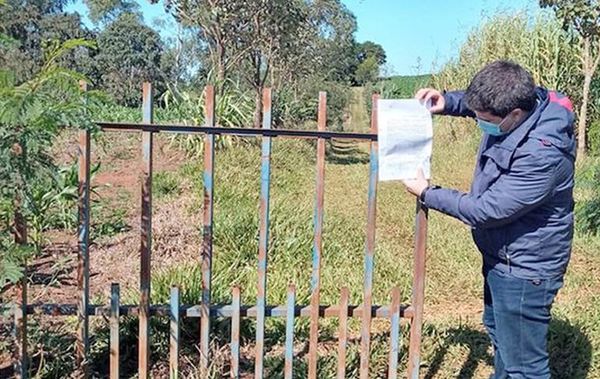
left=154, top=171, right=181, bottom=198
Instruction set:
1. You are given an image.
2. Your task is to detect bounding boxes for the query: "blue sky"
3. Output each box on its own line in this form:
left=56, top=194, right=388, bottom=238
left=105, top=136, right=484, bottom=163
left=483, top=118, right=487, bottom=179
left=66, top=0, right=537, bottom=75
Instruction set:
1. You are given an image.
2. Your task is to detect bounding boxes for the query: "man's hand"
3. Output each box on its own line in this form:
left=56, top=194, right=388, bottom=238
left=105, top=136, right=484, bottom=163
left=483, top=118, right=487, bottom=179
left=402, top=168, right=429, bottom=198
left=414, top=88, right=445, bottom=114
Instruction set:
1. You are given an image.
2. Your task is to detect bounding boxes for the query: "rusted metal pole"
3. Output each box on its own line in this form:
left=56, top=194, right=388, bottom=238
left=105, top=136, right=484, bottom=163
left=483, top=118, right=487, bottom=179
left=13, top=261, right=27, bottom=379
left=308, top=91, right=327, bottom=379
left=139, top=82, right=154, bottom=378
left=110, top=283, right=120, bottom=379
left=169, top=286, right=180, bottom=379
left=284, top=284, right=296, bottom=379
left=336, top=287, right=349, bottom=379
left=407, top=200, right=428, bottom=379
left=13, top=149, right=28, bottom=379
left=200, top=85, right=216, bottom=375
left=388, top=287, right=401, bottom=379
left=76, top=125, right=91, bottom=377
left=359, top=94, right=379, bottom=379
left=255, top=88, right=273, bottom=379
left=230, top=286, right=241, bottom=379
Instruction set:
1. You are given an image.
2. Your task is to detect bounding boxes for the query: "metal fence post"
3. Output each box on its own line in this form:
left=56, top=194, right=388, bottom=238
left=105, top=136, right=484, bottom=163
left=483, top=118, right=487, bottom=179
left=200, top=85, right=216, bottom=375
left=139, top=82, right=154, bottom=378
left=308, top=91, right=327, bottom=379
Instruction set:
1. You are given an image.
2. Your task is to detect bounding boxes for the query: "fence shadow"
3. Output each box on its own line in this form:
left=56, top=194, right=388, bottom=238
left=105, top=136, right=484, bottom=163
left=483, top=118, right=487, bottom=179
left=423, top=318, right=592, bottom=379
left=326, top=140, right=370, bottom=165
left=423, top=325, right=493, bottom=379
left=14, top=314, right=591, bottom=378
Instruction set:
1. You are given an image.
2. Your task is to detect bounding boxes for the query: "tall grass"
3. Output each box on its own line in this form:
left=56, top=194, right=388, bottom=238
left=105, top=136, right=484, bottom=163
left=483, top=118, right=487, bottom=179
left=372, top=75, right=432, bottom=99
left=433, top=12, right=581, bottom=100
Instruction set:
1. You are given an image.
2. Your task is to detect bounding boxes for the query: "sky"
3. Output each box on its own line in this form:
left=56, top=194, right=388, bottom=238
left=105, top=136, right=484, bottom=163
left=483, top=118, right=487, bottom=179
left=66, top=0, right=538, bottom=76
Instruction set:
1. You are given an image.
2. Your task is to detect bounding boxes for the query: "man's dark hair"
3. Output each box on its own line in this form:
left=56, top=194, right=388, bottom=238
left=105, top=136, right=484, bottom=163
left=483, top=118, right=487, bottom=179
left=465, top=60, right=537, bottom=118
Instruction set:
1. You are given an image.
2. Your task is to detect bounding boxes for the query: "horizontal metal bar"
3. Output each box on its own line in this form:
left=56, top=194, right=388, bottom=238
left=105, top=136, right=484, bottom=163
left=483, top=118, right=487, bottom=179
left=9, top=303, right=414, bottom=319
left=189, top=304, right=413, bottom=318
left=96, top=122, right=378, bottom=141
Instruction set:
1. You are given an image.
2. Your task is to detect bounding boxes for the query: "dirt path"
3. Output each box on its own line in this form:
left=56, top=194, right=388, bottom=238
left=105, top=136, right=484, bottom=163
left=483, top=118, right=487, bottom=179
left=345, top=87, right=370, bottom=133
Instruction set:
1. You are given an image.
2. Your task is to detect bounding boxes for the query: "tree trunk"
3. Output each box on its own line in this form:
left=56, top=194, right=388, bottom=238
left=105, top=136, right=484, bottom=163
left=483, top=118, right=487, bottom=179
left=579, top=70, right=592, bottom=157
left=577, top=37, right=591, bottom=157
left=216, top=42, right=226, bottom=84
left=576, top=35, right=600, bottom=157
left=254, top=86, right=263, bottom=129
left=13, top=198, right=27, bottom=245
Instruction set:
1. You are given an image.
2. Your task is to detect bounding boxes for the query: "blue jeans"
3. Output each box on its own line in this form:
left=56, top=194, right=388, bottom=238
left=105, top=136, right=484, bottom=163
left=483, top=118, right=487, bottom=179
left=483, top=267, right=563, bottom=379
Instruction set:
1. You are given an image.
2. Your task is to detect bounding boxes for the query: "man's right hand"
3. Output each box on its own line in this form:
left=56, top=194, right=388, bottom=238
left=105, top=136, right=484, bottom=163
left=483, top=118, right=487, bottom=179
left=414, top=88, right=445, bottom=114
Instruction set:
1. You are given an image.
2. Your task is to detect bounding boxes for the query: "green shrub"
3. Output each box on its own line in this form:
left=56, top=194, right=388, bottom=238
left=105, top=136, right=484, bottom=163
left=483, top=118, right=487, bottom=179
left=576, top=160, right=600, bottom=236
left=274, top=78, right=351, bottom=131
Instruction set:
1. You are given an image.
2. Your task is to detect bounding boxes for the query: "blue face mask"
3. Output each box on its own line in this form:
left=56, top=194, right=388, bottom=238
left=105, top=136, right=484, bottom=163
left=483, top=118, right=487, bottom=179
left=476, top=118, right=508, bottom=136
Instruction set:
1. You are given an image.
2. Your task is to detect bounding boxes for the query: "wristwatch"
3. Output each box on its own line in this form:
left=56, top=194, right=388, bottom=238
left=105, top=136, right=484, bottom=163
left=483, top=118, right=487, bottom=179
left=420, top=185, right=440, bottom=203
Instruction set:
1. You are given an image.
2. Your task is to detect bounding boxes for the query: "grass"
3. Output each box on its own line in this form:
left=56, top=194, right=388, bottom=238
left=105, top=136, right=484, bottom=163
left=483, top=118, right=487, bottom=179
left=378, top=75, right=433, bottom=98
left=6, top=94, right=600, bottom=378
left=142, top=112, right=599, bottom=377
left=153, top=171, right=182, bottom=198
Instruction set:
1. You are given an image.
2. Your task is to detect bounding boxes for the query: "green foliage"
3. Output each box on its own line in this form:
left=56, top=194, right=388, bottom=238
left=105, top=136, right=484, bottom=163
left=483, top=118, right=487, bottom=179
left=356, top=41, right=386, bottom=66
left=352, top=41, right=387, bottom=85
left=0, top=39, right=101, bottom=195
left=354, top=56, right=379, bottom=85
left=309, top=0, right=359, bottom=84
left=162, top=80, right=255, bottom=156
left=96, top=12, right=165, bottom=106
left=589, top=119, right=600, bottom=154
left=83, top=0, right=139, bottom=24
left=26, top=162, right=101, bottom=252
left=93, top=208, right=130, bottom=240
left=364, top=75, right=432, bottom=115
left=377, top=75, right=432, bottom=98
left=274, top=78, right=351, bottom=130
left=153, top=171, right=181, bottom=197
left=432, top=12, right=581, bottom=95
left=160, top=0, right=363, bottom=100
left=0, top=38, right=104, bottom=285
left=0, top=242, right=34, bottom=287
left=0, top=1, right=97, bottom=84
left=0, top=196, right=34, bottom=285
left=540, top=0, right=599, bottom=155
left=576, top=159, right=600, bottom=235
left=540, top=0, right=600, bottom=38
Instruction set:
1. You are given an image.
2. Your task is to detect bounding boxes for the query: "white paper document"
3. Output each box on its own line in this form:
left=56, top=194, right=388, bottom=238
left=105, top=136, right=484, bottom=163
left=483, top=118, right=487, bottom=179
left=377, top=99, right=433, bottom=181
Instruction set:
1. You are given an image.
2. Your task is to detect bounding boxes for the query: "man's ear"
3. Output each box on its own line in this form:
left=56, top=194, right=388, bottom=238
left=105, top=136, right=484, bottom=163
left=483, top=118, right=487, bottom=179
left=506, top=108, right=527, bottom=131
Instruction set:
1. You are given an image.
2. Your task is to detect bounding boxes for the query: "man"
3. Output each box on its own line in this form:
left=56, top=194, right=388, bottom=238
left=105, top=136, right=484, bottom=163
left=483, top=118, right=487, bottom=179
left=404, top=60, right=576, bottom=378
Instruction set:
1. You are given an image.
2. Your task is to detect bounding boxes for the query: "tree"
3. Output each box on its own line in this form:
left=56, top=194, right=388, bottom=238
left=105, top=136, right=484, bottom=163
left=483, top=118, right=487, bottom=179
left=353, top=41, right=386, bottom=84
left=0, top=38, right=102, bottom=286
left=159, top=0, right=249, bottom=83
left=540, top=0, right=600, bottom=156
left=95, top=12, right=165, bottom=105
left=357, top=41, right=386, bottom=66
left=83, top=0, right=139, bottom=24
left=153, top=16, right=207, bottom=93
left=234, top=0, right=306, bottom=127
left=0, top=0, right=96, bottom=83
left=355, top=55, right=379, bottom=85
left=310, top=0, right=359, bottom=84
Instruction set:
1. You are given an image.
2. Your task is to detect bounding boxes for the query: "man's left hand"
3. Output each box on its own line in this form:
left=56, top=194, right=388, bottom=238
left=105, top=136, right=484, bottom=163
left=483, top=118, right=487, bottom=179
left=402, top=168, right=428, bottom=197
